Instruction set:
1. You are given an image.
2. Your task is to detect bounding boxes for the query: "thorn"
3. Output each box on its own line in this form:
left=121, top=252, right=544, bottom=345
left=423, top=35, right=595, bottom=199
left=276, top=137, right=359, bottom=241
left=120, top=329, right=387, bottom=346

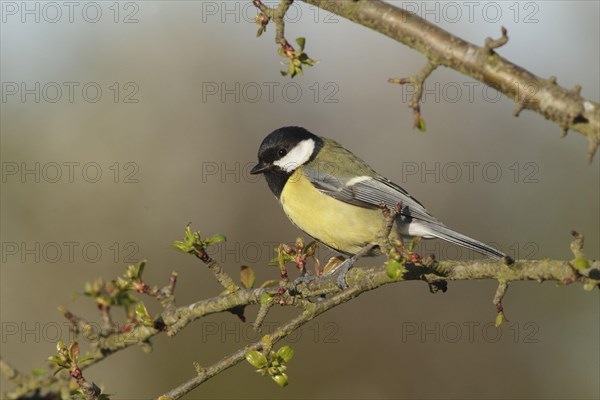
left=388, top=77, right=410, bottom=85
left=390, top=60, right=438, bottom=131
left=492, top=280, right=509, bottom=326
left=193, top=361, right=205, bottom=376
left=513, top=101, right=525, bottom=117
left=588, top=138, right=599, bottom=164
left=569, top=230, right=585, bottom=259
left=484, top=26, right=509, bottom=53
left=168, top=271, right=178, bottom=294
left=412, top=105, right=422, bottom=129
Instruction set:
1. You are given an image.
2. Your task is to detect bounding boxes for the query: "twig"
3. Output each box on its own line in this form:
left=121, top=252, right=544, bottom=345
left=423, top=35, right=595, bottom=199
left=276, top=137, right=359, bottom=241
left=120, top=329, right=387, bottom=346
left=99, top=306, right=115, bottom=334
left=253, top=0, right=294, bottom=51
left=196, top=249, right=240, bottom=292
left=253, top=302, right=273, bottom=333
left=389, top=61, right=439, bottom=130
left=5, top=233, right=598, bottom=399
left=570, top=230, right=585, bottom=259
left=493, top=280, right=509, bottom=326
left=58, top=305, right=88, bottom=335
left=71, top=365, right=102, bottom=400
left=273, top=0, right=294, bottom=50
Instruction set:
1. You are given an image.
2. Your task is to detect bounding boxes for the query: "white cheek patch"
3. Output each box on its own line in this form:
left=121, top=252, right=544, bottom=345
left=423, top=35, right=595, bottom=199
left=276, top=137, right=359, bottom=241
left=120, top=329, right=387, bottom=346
left=274, top=139, right=315, bottom=172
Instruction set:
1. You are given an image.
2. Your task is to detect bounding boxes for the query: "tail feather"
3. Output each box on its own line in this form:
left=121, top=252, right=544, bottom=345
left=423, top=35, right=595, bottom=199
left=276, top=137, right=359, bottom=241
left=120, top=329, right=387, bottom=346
left=420, top=223, right=505, bottom=260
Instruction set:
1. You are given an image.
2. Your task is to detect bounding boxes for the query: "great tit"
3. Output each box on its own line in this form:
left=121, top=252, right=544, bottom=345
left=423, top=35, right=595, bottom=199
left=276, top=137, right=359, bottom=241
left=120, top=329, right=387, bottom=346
left=251, top=126, right=506, bottom=286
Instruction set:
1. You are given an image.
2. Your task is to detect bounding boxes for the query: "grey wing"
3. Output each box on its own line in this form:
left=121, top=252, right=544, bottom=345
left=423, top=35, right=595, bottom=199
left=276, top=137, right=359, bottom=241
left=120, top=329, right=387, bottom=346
left=303, top=163, right=506, bottom=260
left=303, top=165, right=440, bottom=224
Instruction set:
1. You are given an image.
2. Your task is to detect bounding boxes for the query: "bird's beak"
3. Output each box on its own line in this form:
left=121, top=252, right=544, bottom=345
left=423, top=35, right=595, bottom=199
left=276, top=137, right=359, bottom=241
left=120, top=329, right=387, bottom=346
left=250, top=162, right=269, bottom=175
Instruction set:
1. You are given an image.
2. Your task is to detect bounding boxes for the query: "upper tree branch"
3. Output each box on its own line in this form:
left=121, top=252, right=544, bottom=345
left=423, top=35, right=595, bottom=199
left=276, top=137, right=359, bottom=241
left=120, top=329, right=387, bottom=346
left=299, top=0, right=600, bottom=161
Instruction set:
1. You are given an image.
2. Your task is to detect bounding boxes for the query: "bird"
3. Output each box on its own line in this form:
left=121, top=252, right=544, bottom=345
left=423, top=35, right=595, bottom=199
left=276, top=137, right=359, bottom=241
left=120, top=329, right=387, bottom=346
left=250, top=126, right=507, bottom=288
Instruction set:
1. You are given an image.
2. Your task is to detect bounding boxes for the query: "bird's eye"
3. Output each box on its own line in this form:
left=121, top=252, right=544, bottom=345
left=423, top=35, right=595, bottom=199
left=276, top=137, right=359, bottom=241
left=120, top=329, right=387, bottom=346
left=278, top=148, right=287, bottom=157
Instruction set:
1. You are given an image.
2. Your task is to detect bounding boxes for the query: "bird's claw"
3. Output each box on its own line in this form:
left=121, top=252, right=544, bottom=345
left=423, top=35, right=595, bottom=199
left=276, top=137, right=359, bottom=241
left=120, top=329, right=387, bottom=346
left=292, top=268, right=350, bottom=292
left=291, top=261, right=351, bottom=292
left=292, top=274, right=318, bottom=292
left=292, top=244, right=376, bottom=293
left=322, top=257, right=355, bottom=290
left=334, top=271, right=349, bottom=290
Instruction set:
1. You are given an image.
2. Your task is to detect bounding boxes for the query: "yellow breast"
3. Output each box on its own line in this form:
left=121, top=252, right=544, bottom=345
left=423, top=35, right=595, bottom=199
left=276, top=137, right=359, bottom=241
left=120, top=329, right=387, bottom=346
left=279, top=169, right=383, bottom=255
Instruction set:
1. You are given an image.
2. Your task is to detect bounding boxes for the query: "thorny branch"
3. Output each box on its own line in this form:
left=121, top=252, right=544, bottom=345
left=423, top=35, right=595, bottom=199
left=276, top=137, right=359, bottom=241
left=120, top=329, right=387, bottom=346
left=3, top=228, right=597, bottom=399
left=389, top=60, right=439, bottom=131
left=272, top=0, right=599, bottom=161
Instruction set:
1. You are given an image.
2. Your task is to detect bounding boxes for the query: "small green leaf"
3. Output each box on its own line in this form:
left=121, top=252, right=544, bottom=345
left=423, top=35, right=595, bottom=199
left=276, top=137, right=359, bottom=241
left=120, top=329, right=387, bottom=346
left=276, top=346, right=294, bottom=363
left=173, top=224, right=205, bottom=253
left=52, top=366, right=68, bottom=376
left=572, top=257, right=590, bottom=270
left=272, top=372, right=289, bottom=387
left=207, top=233, right=226, bottom=245
left=135, top=302, right=153, bottom=326
left=417, top=117, right=427, bottom=132
left=295, top=37, right=306, bottom=51
left=31, top=368, right=47, bottom=376
left=115, top=276, right=132, bottom=290
left=240, top=266, right=256, bottom=289
left=407, top=237, right=421, bottom=252
left=173, top=241, right=190, bottom=253
left=246, top=350, right=268, bottom=369
left=77, top=355, right=94, bottom=364
left=256, top=25, right=266, bottom=37
left=385, top=259, right=404, bottom=280
left=126, top=260, right=146, bottom=280
left=47, top=355, right=65, bottom=367
left=495, top=311, right=505, bottom=327
left=260, top=293, right=274, bottom=304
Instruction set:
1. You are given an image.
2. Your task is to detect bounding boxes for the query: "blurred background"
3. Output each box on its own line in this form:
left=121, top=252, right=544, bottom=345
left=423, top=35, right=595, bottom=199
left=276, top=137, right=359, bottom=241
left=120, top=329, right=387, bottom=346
left=1, top=1, right=598, bottom=398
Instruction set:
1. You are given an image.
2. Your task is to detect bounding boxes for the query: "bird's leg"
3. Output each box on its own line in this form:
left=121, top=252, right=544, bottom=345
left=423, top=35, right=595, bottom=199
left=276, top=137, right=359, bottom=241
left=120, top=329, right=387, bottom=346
left=292, top=244, right=376, bottom=292
left=291, top=271, right=317, bottom=292
left=326, top=243, right=377, bottom=289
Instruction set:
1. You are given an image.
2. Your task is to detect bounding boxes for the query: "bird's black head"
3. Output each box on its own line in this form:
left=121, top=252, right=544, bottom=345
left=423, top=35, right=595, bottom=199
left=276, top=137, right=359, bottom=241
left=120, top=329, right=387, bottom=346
left=251, top=126, right=323, bottom=198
